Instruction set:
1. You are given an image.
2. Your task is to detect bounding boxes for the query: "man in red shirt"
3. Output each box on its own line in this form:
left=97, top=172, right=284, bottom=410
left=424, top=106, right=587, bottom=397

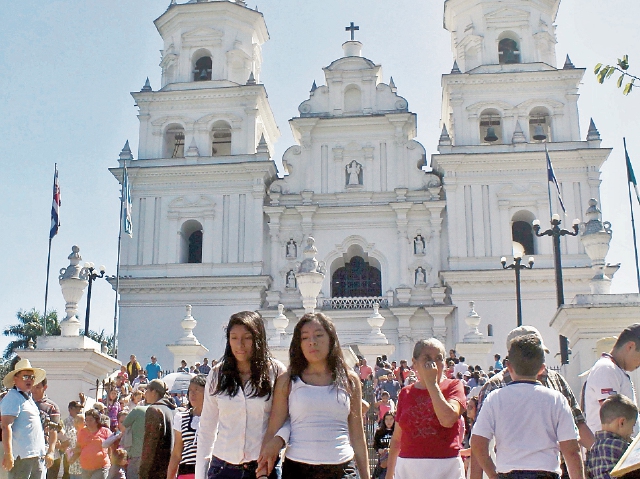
left=359, top=358, right=373, bottom=382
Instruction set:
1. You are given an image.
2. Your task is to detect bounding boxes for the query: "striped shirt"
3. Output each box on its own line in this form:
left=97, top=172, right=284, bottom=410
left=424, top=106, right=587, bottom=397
left=173, top=409, right=199, bottom=465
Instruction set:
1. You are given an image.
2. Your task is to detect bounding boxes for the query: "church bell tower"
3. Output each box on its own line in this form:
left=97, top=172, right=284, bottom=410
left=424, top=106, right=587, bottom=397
left=111, top=0, right=280, bottom=364
left=433, top=0, right=611, bottom=363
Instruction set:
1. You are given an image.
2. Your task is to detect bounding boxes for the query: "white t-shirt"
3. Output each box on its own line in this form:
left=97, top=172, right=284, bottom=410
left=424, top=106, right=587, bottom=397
left=454, top=363, right=469, bottom=376
left=584, top=353, right=637, bottom=433
left=473, top=381, right=578, bottom=474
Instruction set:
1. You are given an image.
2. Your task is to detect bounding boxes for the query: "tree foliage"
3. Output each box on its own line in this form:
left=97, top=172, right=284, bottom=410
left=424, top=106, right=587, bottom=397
left=80, top=329, right=115, bottom=356
left=595, top=55, right=639, bottom=95
left=3, top=309, right=60, bottom=359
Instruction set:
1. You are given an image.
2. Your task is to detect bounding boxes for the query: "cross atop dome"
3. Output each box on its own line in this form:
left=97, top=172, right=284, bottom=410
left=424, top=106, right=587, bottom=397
left=345, top=22, right=359, bottom=41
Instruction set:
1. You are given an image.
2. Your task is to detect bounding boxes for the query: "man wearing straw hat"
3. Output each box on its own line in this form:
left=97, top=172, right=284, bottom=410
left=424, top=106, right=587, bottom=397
left=0, top=359, right=51, bottom=478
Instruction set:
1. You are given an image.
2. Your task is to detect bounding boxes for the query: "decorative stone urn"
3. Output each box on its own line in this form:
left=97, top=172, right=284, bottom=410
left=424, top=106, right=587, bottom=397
left=462, top=301, right=484, bottom=343
left=366, top=303, right=388, bottom=344
left=176, top=305, right=200, bottom=346
left=580, top=199, right=618, bottom=294
left=58, top=246, right=89, bottom=337
left=167, top=305, right=209, bottom=371
left=296, top=237, right=326, bottom=313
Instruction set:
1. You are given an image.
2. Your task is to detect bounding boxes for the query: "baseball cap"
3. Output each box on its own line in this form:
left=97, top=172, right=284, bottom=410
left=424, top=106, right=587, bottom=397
left=147, top=379, right=168, bottom=396
left=506, top=325, right=550, bottom=353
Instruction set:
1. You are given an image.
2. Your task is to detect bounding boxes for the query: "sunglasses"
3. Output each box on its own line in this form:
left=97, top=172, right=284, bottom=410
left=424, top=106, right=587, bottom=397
left=20, top=374, right=36, bottom=381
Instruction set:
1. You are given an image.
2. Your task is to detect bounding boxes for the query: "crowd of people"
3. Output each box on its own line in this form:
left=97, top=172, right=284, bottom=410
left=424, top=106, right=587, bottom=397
left=1, top=314, right=640, bottom=479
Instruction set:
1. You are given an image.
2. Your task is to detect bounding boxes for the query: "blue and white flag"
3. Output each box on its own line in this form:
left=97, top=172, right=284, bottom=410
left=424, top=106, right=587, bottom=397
left=50, top=165, right=60, bottom=239
left=546, top=146, right=566, bottom=214
left=122, top=165, right=132, bottom=237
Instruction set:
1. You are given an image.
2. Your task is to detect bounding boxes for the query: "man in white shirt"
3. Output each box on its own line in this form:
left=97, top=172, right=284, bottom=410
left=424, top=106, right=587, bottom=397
left=454, top=356, right=469, bottom=377
left=471, top=334, right=583, bottom=479
left=583, top=323, right=640, bottom=434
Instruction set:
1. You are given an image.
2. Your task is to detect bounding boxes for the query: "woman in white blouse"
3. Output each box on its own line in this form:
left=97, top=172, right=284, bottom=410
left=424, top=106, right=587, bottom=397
left=258, top=312, right=370, bottom=479
left=195, top=311, right=286, bottom=479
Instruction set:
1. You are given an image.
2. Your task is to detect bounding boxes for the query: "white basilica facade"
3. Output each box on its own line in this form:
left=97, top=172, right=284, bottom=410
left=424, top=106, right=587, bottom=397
left=112, top=0, right=611, bottom=368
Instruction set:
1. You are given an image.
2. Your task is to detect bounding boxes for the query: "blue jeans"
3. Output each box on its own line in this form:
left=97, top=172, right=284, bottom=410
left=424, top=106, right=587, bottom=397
left=8, top=457, right=45, bottom=479
left=207, top=457, right=279, bottom=479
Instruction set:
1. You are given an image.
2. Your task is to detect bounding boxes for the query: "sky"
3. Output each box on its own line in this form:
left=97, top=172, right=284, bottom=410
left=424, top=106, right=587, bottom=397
left=1, top=0, right=639, bottom=359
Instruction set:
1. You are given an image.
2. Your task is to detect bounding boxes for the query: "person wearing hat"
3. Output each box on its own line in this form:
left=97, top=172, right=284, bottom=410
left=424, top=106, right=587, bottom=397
left=60, top=399, right=85, bottom=479
left=468, top=325, right=594, bottom=479
left=0, top=359, right=50, bottom=478
left=138, top=379, right=175, bottom=479
left=582, top=323, right=640, bottom=435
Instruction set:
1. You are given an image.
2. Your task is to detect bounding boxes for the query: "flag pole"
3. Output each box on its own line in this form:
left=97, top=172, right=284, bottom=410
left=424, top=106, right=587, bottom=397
left=624, top=137, right=640, bottom=292
left=43, top=236, right=53, bottom=337
left=545, top=145, right=554, bottom=220
left=112, top=159, right=127, bottom=356
left=44, top=163, right=60, bottom=336
left=113, top=191, right=124, bottom=356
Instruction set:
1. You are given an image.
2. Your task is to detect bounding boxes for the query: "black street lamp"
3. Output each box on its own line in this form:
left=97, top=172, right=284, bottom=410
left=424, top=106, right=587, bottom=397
left=501, top=255, right=534, bottom=327
left=533, top=214, right=580, bottom=364
left=82, top=262, right=106, bottom=337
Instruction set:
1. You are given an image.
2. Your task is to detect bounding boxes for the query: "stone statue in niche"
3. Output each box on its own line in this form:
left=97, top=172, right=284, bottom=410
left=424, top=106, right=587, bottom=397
left=286, top=239, right=297, bottom=259
left=345, top=160, right=362, bottom=186
left=414, top=234, right=426, bottom=255
left=286, top=270, right=297, bottom=289
left=415, top=266, right=427, bottom=286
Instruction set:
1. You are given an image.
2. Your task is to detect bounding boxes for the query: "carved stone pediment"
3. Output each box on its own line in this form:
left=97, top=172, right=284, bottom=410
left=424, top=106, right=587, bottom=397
left=485, top=7, right=530, bottom=29
left=168, top=196, right=216, bottom=220
left=181, top=27, right=223, bottom=48
left=151, top=116, right=195, bottom=128
left=496, top=183, right=546, bottom=203
left=515, top=98, right=564, bottom=116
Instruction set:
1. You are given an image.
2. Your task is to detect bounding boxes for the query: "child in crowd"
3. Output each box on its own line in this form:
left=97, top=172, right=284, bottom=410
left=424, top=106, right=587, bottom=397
left=107, top=448, right=128, bottom=479
left=471, top=334, right=583, bottom=479
left=373, top=391, right=395, bottom=422
left=586, top=394, right=638, bottom=479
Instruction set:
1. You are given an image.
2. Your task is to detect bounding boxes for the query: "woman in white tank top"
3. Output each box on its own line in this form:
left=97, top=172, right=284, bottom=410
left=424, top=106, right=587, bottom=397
left=257, top=313, right=370, bottom=479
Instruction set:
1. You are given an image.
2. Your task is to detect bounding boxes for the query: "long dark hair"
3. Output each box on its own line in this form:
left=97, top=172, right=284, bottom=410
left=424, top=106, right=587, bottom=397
left=213, top=311, right=274, bottom=399
left=289, top=312, right=354, bottom=393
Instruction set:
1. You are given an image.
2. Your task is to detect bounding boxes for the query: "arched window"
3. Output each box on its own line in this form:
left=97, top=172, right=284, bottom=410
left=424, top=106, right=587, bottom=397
left=529, top=107, right=551, bottom=142
left=180, top=220, right=203, bottom=264
left=211, top=121, right=232, bottom=156
left=499, top=37, right=521, bottom=64
left=487, top=324, right=493, bottom=336
left=194, top=56, right=212, bottom=81
left=164, top=125, right=185, bottom=158
left=344, top=85, right=362, bottom=113
left=332, top=256, right=381, bottom=297
left=479, top=109, right=502, bottom=144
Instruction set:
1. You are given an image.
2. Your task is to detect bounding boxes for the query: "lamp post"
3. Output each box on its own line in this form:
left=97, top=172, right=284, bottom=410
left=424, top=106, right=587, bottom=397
left=500, top=255, right=534, bottom=327
left=81, top=262, right=106, bottom=337
left=533, top=214, right=580, bottom=364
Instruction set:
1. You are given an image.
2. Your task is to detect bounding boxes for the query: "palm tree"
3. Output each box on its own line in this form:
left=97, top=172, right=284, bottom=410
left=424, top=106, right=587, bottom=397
left=3, top=309, right=60, bottom=359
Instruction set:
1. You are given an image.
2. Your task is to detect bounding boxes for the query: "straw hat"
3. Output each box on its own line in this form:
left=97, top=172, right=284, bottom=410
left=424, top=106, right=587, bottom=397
left=3, top=359, right=46, bottom=388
